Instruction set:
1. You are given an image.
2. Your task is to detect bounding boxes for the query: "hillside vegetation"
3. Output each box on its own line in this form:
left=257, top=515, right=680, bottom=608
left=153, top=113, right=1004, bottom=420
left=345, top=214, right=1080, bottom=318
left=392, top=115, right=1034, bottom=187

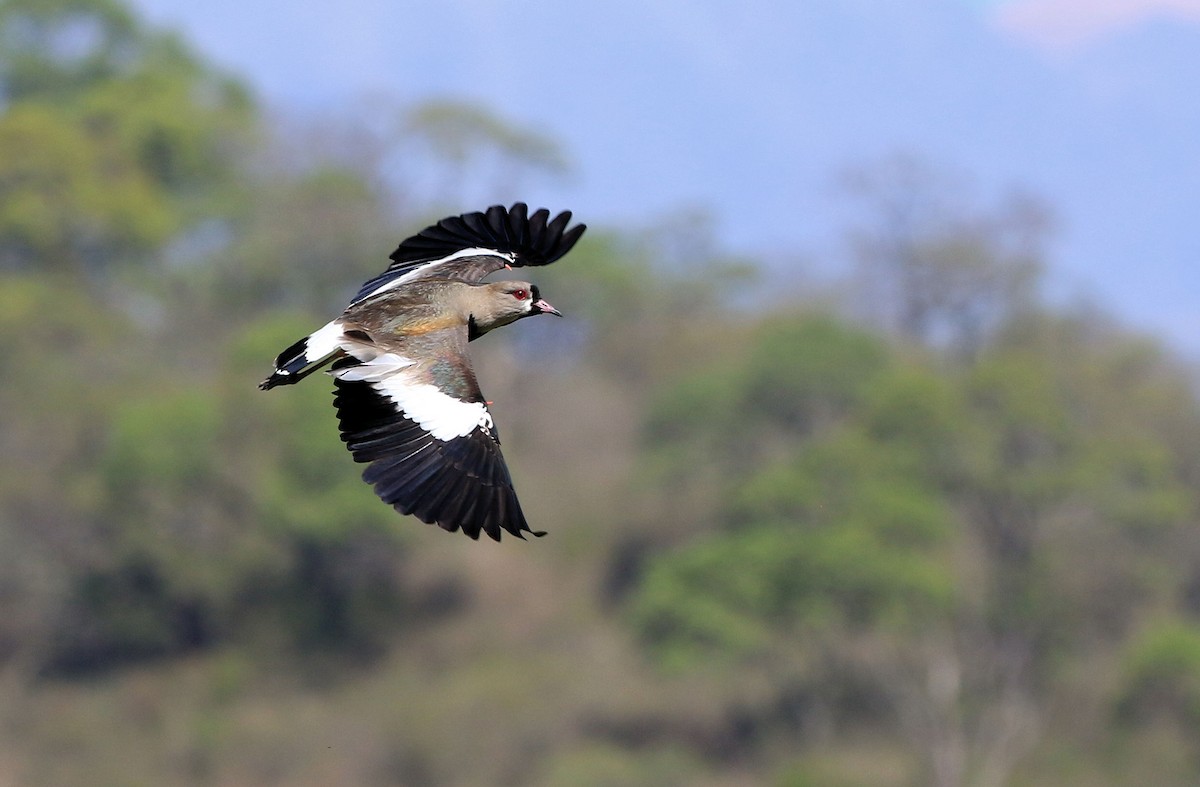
left=2, top=2, right=1199, bottom=784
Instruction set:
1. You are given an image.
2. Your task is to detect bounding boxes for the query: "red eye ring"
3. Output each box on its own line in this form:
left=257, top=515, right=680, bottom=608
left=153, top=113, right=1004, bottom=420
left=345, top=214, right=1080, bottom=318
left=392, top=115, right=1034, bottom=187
left=512, top=289, right=529, bottom=300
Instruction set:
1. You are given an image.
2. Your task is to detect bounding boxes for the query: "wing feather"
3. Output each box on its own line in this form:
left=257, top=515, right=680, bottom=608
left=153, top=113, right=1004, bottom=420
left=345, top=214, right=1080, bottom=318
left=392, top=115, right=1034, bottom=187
left=351, top=202, right=586, bottom=303
left=330, top=350, right=541, bottom=540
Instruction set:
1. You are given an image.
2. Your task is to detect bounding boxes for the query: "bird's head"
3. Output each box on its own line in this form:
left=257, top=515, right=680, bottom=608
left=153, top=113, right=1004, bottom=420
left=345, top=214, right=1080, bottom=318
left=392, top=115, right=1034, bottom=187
left=470, top=281, right=561, bottom=337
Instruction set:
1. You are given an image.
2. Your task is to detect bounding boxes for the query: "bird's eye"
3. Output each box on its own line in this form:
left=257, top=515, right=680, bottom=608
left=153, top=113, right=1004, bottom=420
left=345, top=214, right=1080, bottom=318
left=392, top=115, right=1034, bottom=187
left=511, top=289, right=529, bottom=300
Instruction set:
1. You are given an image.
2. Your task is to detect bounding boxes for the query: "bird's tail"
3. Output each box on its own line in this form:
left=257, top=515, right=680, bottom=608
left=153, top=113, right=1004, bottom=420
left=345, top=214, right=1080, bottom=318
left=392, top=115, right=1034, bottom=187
left=259, top=320, right=346, bottom=390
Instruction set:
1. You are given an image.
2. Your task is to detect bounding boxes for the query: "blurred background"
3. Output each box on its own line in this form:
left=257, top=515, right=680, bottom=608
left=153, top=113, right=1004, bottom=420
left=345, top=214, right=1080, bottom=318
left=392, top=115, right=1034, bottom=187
left=2, top=0, right=1199, bottom=784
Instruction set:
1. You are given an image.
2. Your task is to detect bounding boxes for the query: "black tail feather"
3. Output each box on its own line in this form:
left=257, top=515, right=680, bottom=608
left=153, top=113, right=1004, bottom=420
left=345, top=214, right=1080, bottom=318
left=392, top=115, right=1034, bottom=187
left=259, top=335, right=340, bottom=390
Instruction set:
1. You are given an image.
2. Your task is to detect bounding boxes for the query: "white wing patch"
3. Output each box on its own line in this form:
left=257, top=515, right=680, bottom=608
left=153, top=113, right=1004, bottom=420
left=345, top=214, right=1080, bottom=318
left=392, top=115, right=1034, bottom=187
left=331, top=356, right=492, bottom=442
left=358, top=247, right=518, bottom=302
left=375, top=378, right=493, bottom=441
left=306, top=319, right=347, bottom=358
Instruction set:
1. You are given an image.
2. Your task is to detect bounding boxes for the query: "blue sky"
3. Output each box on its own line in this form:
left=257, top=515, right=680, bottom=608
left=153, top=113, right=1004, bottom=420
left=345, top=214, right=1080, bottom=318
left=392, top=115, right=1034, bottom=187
left=130, top=0, right=1200, bottom=355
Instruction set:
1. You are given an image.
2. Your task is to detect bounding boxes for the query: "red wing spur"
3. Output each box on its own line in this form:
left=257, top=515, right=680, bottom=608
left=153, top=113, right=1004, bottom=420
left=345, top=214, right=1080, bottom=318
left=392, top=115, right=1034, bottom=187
left=260, top=203, right=585, bottom=541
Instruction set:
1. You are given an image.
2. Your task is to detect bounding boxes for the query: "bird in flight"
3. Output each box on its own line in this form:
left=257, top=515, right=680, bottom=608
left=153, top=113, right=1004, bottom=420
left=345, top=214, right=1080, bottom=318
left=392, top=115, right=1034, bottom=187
left=259, top=203, right=586, bottom=541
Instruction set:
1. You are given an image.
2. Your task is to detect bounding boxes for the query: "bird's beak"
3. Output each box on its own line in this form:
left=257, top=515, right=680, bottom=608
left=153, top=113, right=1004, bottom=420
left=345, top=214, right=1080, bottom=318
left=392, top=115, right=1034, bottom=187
left=533, top=298, right=562, bottom=317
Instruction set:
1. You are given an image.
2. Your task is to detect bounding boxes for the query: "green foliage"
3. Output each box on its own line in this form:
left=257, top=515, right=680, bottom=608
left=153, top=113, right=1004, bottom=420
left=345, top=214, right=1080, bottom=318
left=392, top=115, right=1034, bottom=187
left=632, top=433, right=955, bottom=671
left=1116, top=620, right=1200, bottom=728
left=0, top=0, right=252, bottom=274
left=231, top=319, right=403, bottom=545
left=737, top=316, right=892, bottom=434
left=0, top=0, right=141, bottom=102
left=0, top=103, right=175, bottom=267
left=632, top=317, right=958, bottom=670
left=629, top=291, right=1200, bottom=783
left=860, top=364, right=966, bottom=474
left=190, top=166, right=391, bottom=315
left=731, top=431, right=953, bottom=549
left=633, top=525, right=952, bottom=671
left=529, top=220, right=755, bottom=392
left=0, top=273, right=130, bottom=523
left=36, top=314, right=413, bottom=671
left=643, top=314, right=892, bottom=495
left=103, top=391, right=223, bottom=517
left=70, top=47, right=251, bottom=212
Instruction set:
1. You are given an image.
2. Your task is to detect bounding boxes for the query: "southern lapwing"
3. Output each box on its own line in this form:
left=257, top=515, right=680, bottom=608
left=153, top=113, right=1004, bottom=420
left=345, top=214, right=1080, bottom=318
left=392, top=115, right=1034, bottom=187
left=260, top=203, right=585, bottom=541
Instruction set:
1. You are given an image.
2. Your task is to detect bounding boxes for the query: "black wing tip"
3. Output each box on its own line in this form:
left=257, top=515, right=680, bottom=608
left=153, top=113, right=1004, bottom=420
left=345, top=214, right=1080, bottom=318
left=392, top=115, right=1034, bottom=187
left=414, top=506, right=545, bottom=542
left=388, top=202, right=586, bottom=268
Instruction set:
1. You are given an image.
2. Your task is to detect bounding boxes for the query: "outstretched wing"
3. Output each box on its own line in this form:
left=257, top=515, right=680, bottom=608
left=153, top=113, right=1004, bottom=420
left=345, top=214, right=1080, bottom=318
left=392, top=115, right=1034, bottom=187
left=329, top=336, right=542, bottom=541
left=351, top=202, right=586, bottom=304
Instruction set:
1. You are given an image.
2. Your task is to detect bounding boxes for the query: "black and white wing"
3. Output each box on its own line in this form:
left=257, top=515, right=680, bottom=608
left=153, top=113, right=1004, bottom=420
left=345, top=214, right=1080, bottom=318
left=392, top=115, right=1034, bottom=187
left=329, top=343, right=541, bottom=541
left=351, top=202, right=586, bottom=305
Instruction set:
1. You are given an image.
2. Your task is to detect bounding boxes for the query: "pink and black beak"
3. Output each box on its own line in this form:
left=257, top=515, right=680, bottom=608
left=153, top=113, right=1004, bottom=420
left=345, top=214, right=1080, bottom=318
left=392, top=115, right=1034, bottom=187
left=530, top=285, right=562, bottom=317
